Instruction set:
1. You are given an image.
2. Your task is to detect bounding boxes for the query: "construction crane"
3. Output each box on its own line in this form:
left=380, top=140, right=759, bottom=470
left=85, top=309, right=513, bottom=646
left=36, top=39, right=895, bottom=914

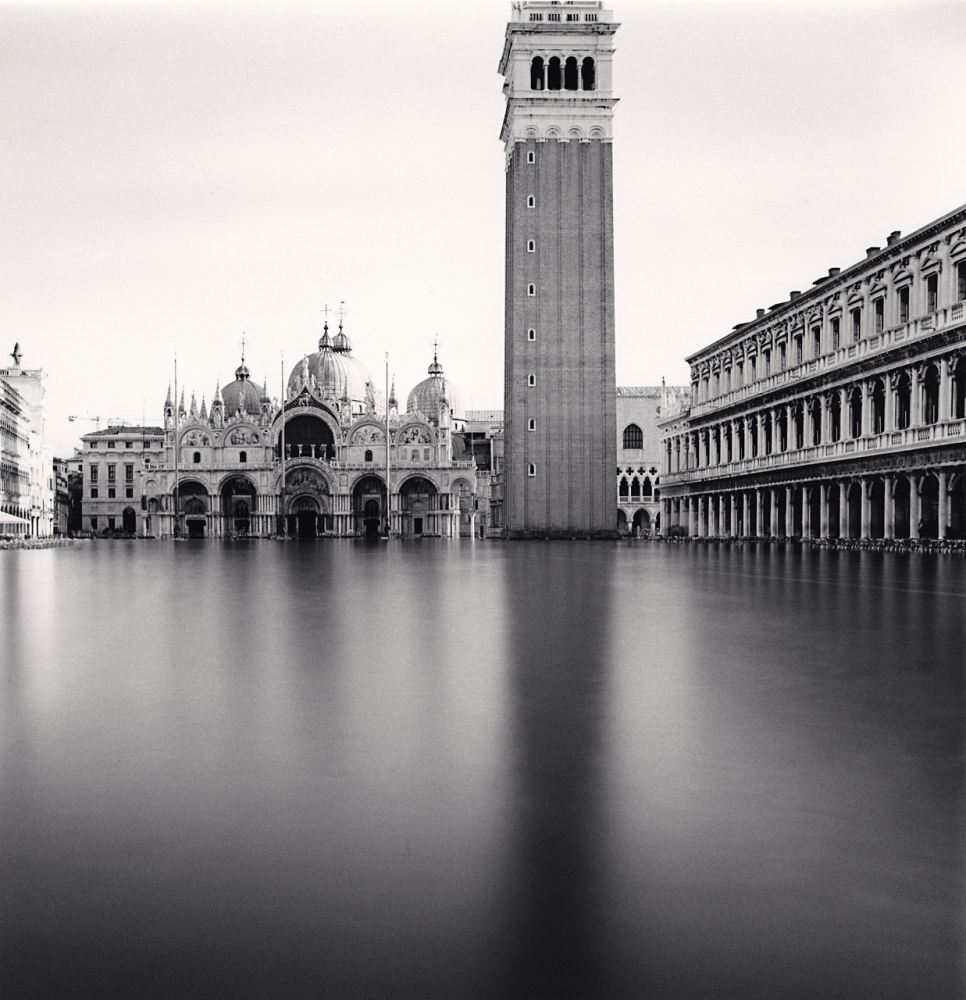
left=68, top=415, right=123, bottom=431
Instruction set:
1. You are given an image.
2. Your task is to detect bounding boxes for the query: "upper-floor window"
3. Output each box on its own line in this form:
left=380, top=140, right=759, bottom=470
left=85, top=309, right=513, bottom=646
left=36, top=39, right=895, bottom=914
left=107, top=440, right=116, bottom=448
left=547, top=10, right=560, bottom=20
left=239, top=451, right=247, bottom=463
left=927, top=273, right=939, bottom=313
left=851, top=307, right=861, bottom=342
left=527, top=195, right=535, bottom=208
left=125, top=464, right=133, bottom=481
left=566, top=11, right=579, bottom=20
left=530, top=56, right=544, bottom=90
left=528, top=463, right=536, bottom=477
left=779, top=343, right=787, bottom=370
left=528, top=283, right=535, bottom=296
left=564, top=56, right=578, bottom=91
left=527, top=150, right=535, bottom=164
left=364, top=449, right=372, bottom=462
left=736, top=361, right=744, bottom=385
left=107, top=464, right=116, bottom=482
left=794, top=336, right=802, bottom=366
left=899, top=286, right=910, bottom=323
left=581, top=57, right=596, bottom=91
left=89, top=464, right=98, bottom=482
left=958, top=260, right=966, bottom=301
left=527, top=239, right=535, bottom=252
left=528, top=418, right=535, bottom=431
left=89, top=441, right=97, bottom=448
left=622, top=424, right=643, bottom=449
left=125, top=441, right=133, bottom=448
left=528, top=11, right=543, bottom=21
left=811, top=326, right=821, bottom=358
left=585, top=12, right=598, bottom=20
left=192, top=452, right=200, bottom=464
left=763, top=350, right=771, bottom=377
left=547, top=56, right=561, bottom=90
left=831, top=316, right=841, bottom=350
left=749, top=356, right=757, bottom=382
left=874, top=298, right=884, bottom=334
left=528, top=328, right=535, bottom=341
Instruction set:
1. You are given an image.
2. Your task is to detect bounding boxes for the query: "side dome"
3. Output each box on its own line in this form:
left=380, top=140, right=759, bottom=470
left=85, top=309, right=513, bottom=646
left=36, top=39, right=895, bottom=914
left=406, top=353, right=461, bottom=419
left=222, top=363, right=266, bottom=415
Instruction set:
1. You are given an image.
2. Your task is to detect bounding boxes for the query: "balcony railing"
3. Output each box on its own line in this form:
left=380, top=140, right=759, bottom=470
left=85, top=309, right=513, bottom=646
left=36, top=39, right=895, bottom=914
left=690, top=306, right=964, bottom=418
left=662, top=418, right=966, bottom=485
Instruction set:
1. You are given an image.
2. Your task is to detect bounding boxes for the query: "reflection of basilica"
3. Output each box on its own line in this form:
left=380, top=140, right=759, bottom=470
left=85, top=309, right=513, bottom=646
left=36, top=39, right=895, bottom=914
left=138, top=322, right=482, bottom=538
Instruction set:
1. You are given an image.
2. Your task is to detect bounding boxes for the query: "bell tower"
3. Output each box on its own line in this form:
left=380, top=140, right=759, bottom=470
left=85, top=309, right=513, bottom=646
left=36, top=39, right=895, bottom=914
left=499, top=1, right=619, bottom=538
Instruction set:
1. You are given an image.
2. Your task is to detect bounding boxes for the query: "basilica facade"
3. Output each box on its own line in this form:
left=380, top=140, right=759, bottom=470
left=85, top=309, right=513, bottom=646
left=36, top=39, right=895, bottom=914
left=82, top=323, right=482, bottom=540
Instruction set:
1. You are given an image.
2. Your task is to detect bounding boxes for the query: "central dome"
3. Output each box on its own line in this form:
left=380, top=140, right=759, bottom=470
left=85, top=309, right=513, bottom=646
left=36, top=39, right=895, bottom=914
left=287, top=324, right=372, bottom=403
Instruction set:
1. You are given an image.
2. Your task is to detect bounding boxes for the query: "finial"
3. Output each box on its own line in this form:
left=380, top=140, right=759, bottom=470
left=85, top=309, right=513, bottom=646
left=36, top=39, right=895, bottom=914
left=238, top=332, right=247, bottom=366
left=338, top=300, right=346, bottom=333
left=165, top=382, right=172, bottom=407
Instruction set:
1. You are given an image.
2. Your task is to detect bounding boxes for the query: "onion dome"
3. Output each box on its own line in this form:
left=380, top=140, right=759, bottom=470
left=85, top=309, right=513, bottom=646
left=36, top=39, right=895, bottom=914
left=222, top=360, right=265, bottom=415
left=406, top=351, right=462, bottom=419
left=287, top=324, right=371, bottom=404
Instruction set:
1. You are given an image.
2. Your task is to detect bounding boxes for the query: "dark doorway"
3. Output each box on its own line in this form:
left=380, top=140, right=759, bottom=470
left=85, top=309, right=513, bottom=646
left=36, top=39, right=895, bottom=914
left=234, top=499, right=251, bottom=534
left=869, top=478, right=885, bottom=539
left=848, top=482, right=862, bottom=539
left=363, top=498, right=380, bottom=538
left=297, top=510, right=317, bottom=538
left=122, top=507, right=136, bottom=535
left=282, top=415, right=336, bottom=461
left=919, top=476, right=939, bottom=538
left=828, top=483, right=840, bottom=538
left=894, top=476, right=910, bottom=538
left=414, top=517, right=424, bottom=536
left=187, top=519, right=205, bottom=539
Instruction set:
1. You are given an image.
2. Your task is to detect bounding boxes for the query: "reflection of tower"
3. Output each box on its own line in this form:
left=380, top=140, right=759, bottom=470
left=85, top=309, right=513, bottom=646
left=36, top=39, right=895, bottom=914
left=499, top=2, right=619, bottom=538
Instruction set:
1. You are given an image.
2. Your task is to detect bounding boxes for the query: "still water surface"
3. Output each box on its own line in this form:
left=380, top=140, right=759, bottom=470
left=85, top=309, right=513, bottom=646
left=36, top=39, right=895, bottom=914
left=1, top=541, right=963, bottom=999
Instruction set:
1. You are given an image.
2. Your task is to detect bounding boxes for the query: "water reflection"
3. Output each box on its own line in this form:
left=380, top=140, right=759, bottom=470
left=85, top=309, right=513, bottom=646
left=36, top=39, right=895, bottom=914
left=0, top=541, right=962, bottom=998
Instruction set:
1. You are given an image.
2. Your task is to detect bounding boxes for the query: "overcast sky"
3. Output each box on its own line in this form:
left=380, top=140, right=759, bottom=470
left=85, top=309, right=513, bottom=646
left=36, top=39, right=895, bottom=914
left=3, top=0, right=965, bottom=456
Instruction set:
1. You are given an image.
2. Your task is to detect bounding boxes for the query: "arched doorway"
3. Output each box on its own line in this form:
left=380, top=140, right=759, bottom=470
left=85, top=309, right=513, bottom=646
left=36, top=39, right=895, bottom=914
left=847, top=482, right=862, bottom=539
left=869, top=478, right=885, bottom=539
left=280, top=414, right=336, bottom=461
left=894, top=476, right=911, bottom=539
left=122, top=507, right=137, bottom=535
left=949, top=473, right=965, bottom=539
left=617, top=509, right=627, bottom=534
left=399, top=476, right=437, bottom=537
left=827, top=482, right=841, bottom=538
left=178, top=480, right=209, bottom=538
left=919, top=475, right=939, bottom=538
left=353, top=475, right=387, bottom=538
left=221, top=476, right=257, bottom=536
left=292, top=495, right=320, bottom=538
left=632, top=508, right=650, bottom=537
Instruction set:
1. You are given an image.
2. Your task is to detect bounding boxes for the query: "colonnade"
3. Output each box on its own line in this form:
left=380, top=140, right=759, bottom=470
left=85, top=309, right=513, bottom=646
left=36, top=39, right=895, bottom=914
left=664, top=466, right=965, bottom=541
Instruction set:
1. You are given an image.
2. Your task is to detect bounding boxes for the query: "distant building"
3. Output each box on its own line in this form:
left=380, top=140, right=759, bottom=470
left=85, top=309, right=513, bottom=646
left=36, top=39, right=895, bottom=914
left=79, top=428, right=166, bottom=536
left=0, top=375, right=30, bottom=536
left=660, top=203, right=966, bottom=541
left=52, top=457, right=71, bottom=535
left=0, top=348, right=53, bottom=536
left=616, top=385, right=690, bottom=535
left=499, top=1, right=619, bottom=538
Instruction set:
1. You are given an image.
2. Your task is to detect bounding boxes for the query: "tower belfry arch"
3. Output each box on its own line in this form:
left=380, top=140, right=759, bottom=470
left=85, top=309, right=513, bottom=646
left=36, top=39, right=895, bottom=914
left=499, top=1, right=619, bottom=538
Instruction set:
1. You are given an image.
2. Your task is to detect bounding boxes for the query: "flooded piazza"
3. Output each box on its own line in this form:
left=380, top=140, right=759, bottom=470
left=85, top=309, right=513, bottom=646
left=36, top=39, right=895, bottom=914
left=1, top=540, right=963, bottom=999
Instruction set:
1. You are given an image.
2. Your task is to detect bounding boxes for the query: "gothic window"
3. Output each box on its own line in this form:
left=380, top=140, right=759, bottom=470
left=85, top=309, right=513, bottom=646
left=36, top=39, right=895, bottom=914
left=619, top=477, right=628, bottom=498
left=530, top=57, right=545, bottom=90
left=641, top=477, right=653, bottom=499
left=581, top=57, right=595, bottom=90
left=622, top=423, right=643, bottom=449
left=364, top=449, right=373, bottom=462
left=564, top=57, right=578, bottom=91
left=630, top=477, right=640, bottom=499
left=548, top=56, right=561, bottom=91
left=849, top=388, right=862, bottom=439
left=872, top=379, right=886, bottom=434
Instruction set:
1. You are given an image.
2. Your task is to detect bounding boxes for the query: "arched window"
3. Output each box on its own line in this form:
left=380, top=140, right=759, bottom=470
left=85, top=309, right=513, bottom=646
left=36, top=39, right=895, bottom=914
left=895, top=372, right=911, bottom=429
left=630, top=477, right=640, bottom=498
left=364, top=449, right=373, bottom=462
left=527, top=239, right=535, bottom=252
left=619, top=477, right=628, bottom=497
left=528, top=463, right=536, bottom=477
left=923, top=364, right=940, bottom=424
left=622, top=423, right=643, bottom=449
left=528, top=374, right=536, bottom=386
left=564, top=56, right=578, bottom=91
left=528, top=418, right=535, bottom=431
left=530, top=57, right=545, bottom=90
left=581, top=57, right=595, bottom=91
left=642, top=477, right=653, bottom=499
left=527, top=195, right=535, bottom=208
left=528, top=283, right=535, bottom=296
left=193, top=451, right=201, bottom=464
left=411, top=449, right=419, bottom=461
left=239, top=451, right=247, bottom=463
left=849, top=387, right=863, bottom=438
left=953, top=358, right=966, bottom=419
left=546, top=56, right=562, bottom=91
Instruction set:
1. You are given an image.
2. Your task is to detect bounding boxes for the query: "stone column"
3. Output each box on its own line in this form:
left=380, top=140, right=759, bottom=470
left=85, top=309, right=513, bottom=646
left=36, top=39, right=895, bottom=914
left=756, top=489, right=764, bottom=538
left=839, top=481, right=849, bottom=539
left=911, top=367, right=922, bottom=427
left=860, top=477, right=871, bottom=539
left=687, top=497, right=695, bottom=536
left=819, top=483, right=830, bottom=539
left=938, top=470, right=949, bottom=540
left=770, top=488, right=780, bottom=537
left=785, top=485, right=794, bottom=538
left=742, top=492, right=750, bottom=537
left=909, top=475, right=921, bottom=540
left=884, top=474, right=895, bottom=540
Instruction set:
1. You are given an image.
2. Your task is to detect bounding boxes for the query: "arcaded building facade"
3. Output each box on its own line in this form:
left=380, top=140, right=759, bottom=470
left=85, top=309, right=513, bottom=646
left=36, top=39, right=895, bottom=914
left=660, top=204, right=966, bottom=542
left=81, top=323, right=482, bottom=540
left=499, top=0, right=618, bottom=538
